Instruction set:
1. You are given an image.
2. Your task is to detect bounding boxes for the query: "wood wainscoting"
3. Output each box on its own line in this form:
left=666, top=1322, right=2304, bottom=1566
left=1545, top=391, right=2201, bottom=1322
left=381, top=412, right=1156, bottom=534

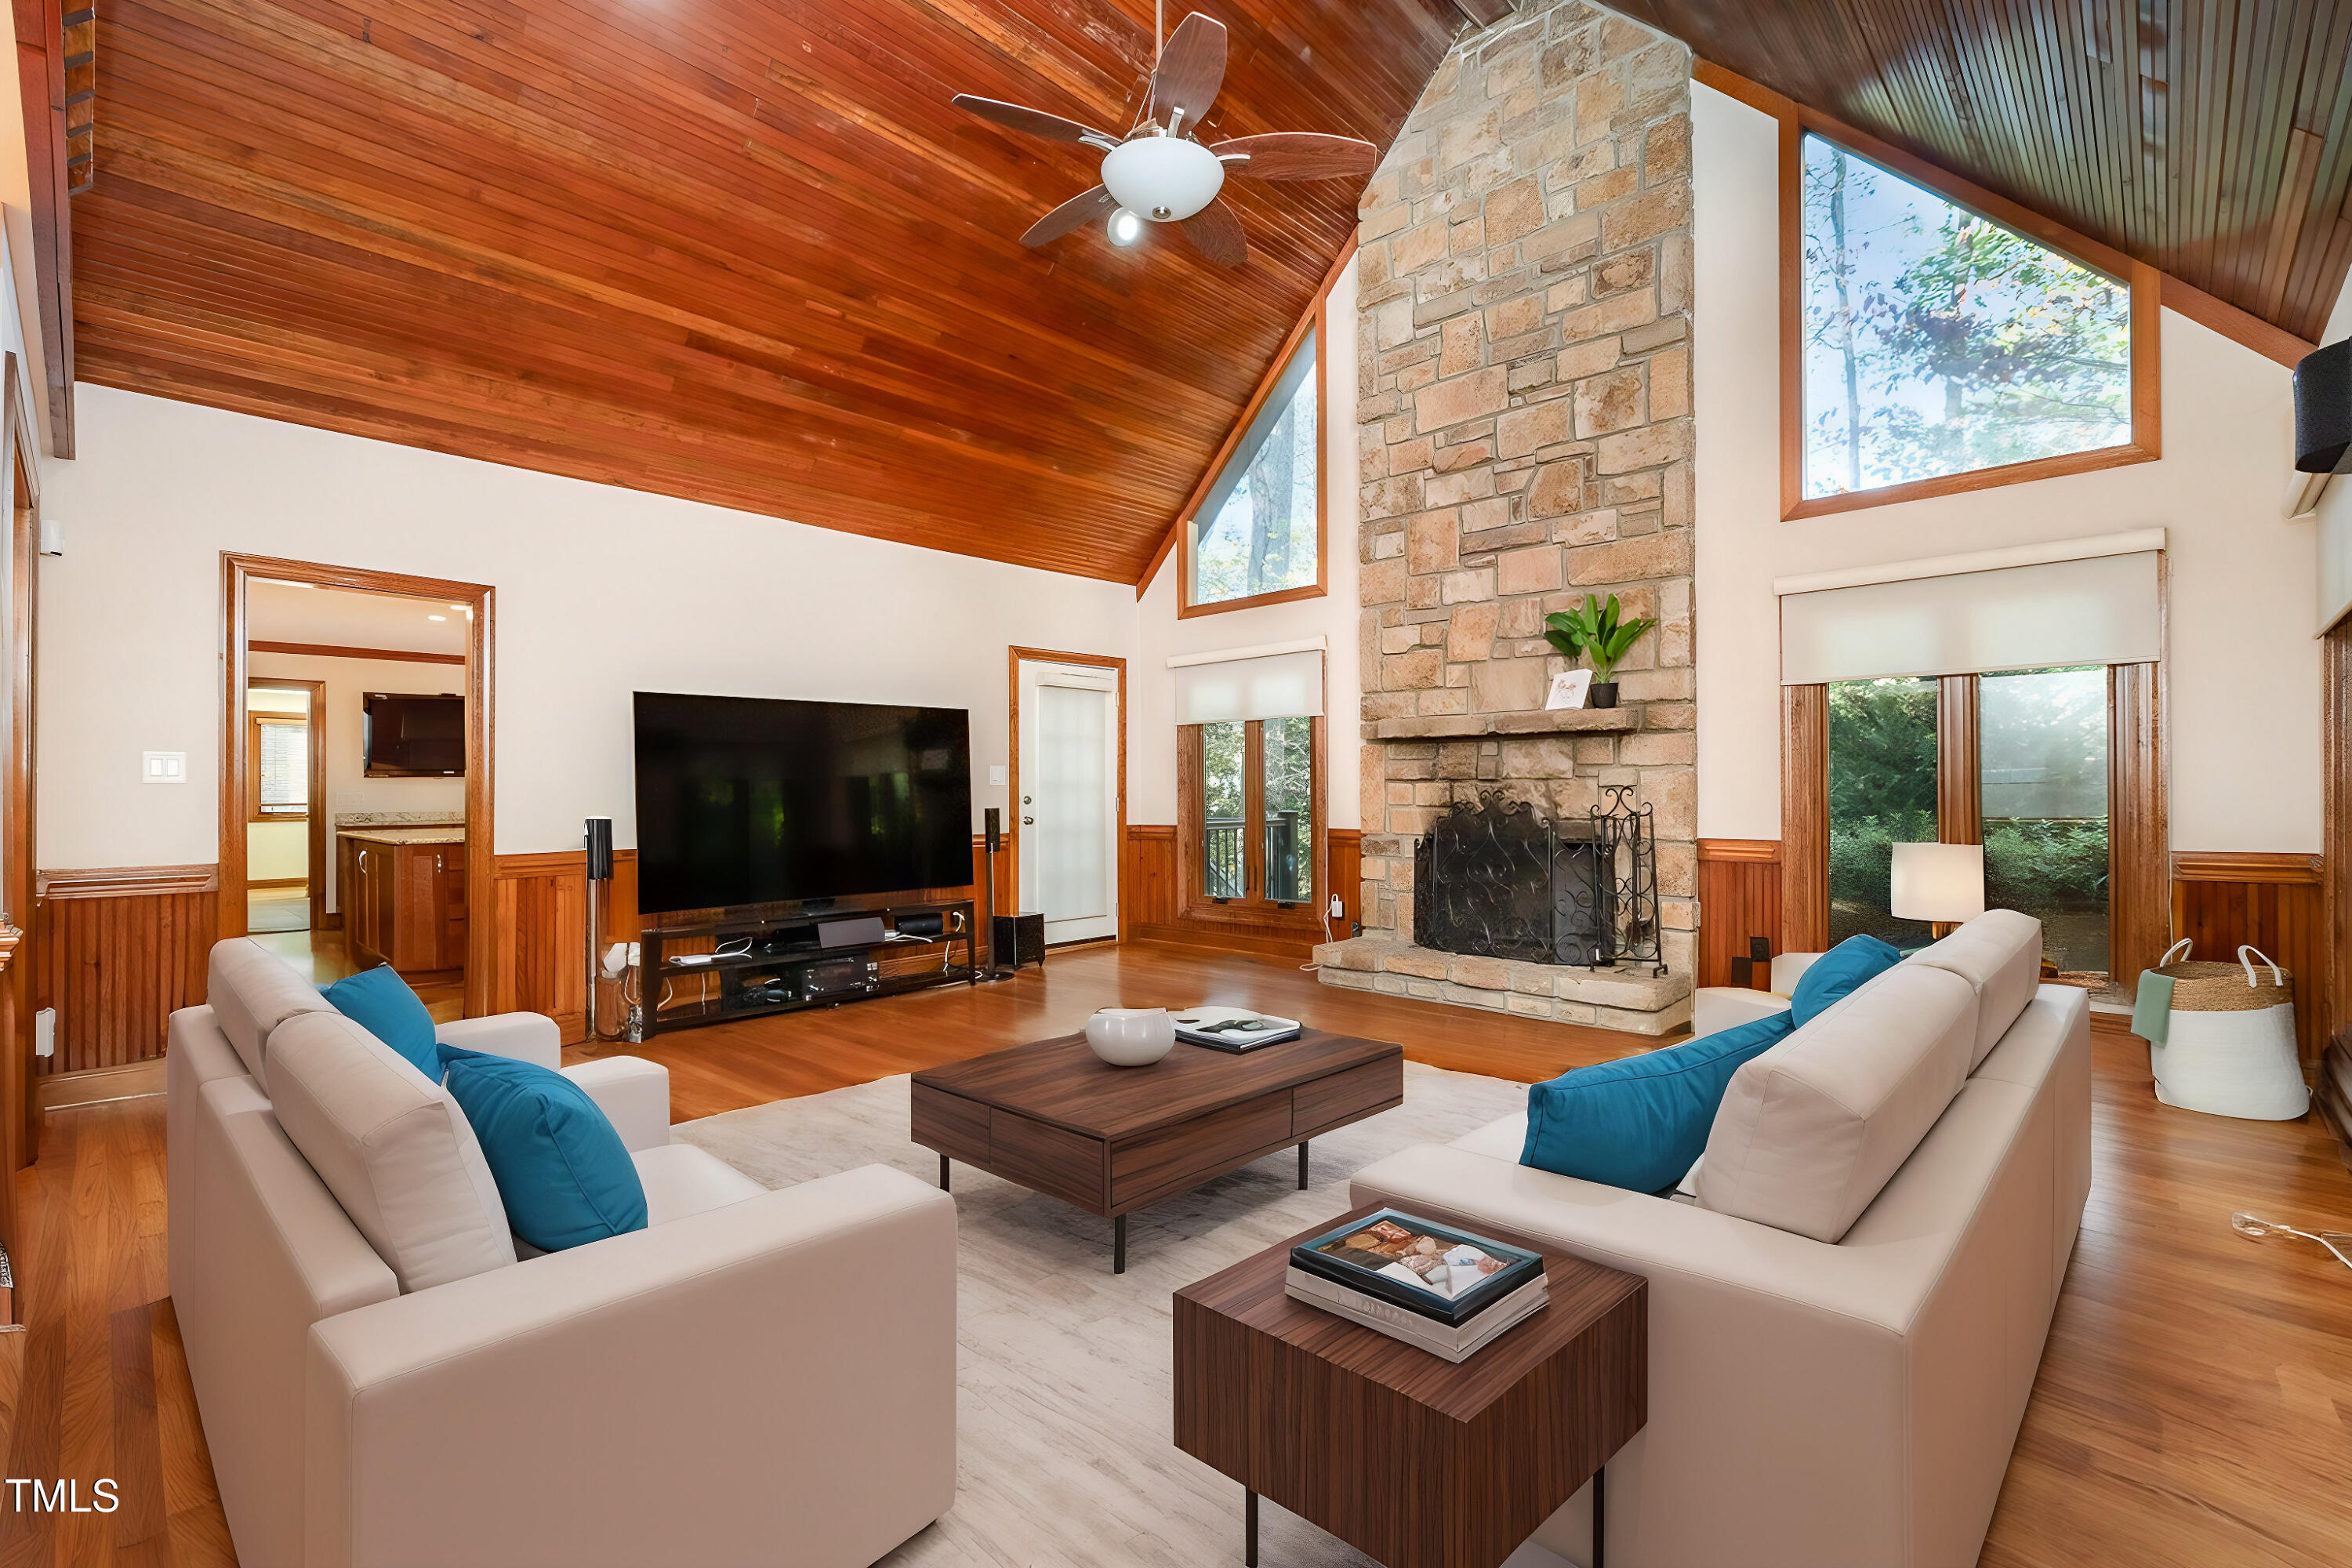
left=1697, top=839, right=1783, bottom=991
left=1123, top=825, right=1359, bottom=960
left=32, top=865, right=220, bottom=1075
left=2170, top=852, right=2328, bottom=1069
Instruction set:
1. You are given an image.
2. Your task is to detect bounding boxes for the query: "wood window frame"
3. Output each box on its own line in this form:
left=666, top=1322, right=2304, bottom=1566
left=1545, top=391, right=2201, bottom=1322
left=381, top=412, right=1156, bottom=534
left=1140, top=238, right=1356, bottom=608
left=1004, top=645, right=1128, bottom=944
left=245, top=678, right=327, bottom=925
left=1782, top=660, right=2169, bottom=982
left=1175, top=716, right=1325, bottom=931
left=1750, top=78, right=2162, bottom=521
left=222, top=555, right=494, bottom=1018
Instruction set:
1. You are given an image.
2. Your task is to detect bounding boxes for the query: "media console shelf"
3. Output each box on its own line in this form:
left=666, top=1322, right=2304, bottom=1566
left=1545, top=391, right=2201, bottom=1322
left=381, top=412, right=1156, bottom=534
left=637, top=898, right=979, bottom=1038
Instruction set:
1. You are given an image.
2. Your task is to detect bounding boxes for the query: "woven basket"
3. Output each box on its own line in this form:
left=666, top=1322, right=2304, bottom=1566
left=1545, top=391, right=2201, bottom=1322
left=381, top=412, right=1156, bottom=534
left=2149, top=941, right=2293, bottom=1013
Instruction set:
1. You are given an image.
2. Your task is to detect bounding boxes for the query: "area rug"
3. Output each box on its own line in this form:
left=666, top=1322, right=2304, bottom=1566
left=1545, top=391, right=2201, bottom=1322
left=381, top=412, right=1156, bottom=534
left=673, top=1060, right=1539, bottom=1567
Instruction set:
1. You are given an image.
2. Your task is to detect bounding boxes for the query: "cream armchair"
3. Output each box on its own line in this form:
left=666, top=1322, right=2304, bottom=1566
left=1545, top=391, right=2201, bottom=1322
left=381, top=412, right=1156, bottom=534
left=170, top=939, right=957, bottom=1568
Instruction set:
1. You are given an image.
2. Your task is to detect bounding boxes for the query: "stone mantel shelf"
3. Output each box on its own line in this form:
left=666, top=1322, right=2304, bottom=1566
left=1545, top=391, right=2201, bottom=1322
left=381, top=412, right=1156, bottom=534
left=1368, top=708, right=1643, bottom=741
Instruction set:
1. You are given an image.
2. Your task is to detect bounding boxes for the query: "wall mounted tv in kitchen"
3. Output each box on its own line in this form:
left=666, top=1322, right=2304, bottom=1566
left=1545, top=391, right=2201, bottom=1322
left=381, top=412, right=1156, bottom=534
left=633, top=691, right=974, bottom=916
left=362, top=692, right=465, bottom=778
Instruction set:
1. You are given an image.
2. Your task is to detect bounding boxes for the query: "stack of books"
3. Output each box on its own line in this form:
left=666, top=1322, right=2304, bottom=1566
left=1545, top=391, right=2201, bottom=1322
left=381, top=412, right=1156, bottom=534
left=1285, top=1210, right=1548, bottom=1362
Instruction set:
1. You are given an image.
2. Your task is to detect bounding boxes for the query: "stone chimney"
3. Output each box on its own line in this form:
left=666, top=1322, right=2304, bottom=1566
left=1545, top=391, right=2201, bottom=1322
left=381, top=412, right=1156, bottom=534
left=1318, top=1, right=1696, bottom=1033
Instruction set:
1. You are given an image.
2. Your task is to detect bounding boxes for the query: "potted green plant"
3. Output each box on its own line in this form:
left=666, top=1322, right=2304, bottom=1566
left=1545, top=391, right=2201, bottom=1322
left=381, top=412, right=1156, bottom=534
left=1542, top=593, right=1656, bottom=710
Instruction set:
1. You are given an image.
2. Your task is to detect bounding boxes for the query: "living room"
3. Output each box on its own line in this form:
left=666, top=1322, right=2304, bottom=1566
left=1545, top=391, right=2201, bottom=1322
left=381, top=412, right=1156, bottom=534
left=1, top=2, right=2348, bottom=1566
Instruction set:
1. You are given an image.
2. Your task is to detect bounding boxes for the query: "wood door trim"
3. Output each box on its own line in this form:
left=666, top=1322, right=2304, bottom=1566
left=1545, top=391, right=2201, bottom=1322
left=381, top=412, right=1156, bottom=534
left=223, top=553, right=495, bottom=1017
left=2107, top=662, right=2169, bottom=1002
left=249, top=638, right=466, bottom=666
left=1937, top=674, right=1983, bottom=844
left=2172, top=851, right=2324, bottom=885
left=2327, top=620, right=2352, bottom=1059
left=1697, top=837, right=1781, bottom=862
left=1779, top=684, right=1830, bottom=953
left=38, top=865, right=221, bottom=898
left=1006, top=647, right=1128, bottom=943
left=4, top=353, right=38, bottom=1214
left=247, top=676, right=327, bottom=916
left=1142, top=235, right=1357, bottom=598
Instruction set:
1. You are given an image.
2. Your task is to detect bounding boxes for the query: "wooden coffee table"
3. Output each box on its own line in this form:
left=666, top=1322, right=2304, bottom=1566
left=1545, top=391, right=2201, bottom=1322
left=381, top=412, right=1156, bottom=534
left=909, top=1030, right=1403, bottom=1272
left=1174, top=1205, right=1646, bottom=1568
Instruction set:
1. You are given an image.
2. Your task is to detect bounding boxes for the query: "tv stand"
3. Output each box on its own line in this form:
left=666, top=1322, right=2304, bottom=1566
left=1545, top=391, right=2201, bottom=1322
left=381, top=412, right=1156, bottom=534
left=636, top=898, right=978, bottom=1038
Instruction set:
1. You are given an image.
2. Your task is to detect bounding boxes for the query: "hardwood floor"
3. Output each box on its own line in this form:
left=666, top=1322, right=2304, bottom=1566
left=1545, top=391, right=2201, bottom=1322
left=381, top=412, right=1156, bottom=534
left=2, top=939, right=2347, bottom=1566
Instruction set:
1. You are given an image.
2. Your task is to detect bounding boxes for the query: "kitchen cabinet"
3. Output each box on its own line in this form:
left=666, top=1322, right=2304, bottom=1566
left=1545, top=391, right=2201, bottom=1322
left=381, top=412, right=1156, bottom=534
left=340, top=833, right=467, bottom=974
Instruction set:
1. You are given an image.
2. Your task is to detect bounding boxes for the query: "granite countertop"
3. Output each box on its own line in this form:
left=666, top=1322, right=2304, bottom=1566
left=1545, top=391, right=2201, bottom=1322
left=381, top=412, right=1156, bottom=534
left=338, top=826, right=467, bottom=846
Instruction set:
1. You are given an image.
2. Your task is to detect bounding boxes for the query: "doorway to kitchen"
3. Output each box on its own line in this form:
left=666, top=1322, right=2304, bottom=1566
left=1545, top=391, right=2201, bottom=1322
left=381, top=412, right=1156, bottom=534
left=220, top=556, right=493, bottom=1020
left=1008, top=648, right=1126, bottom=946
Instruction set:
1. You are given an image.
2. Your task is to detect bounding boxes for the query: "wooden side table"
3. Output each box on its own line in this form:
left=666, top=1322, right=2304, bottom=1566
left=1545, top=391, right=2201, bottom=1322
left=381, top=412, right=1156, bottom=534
left=1174, top=1206, right=1646, bottom=1568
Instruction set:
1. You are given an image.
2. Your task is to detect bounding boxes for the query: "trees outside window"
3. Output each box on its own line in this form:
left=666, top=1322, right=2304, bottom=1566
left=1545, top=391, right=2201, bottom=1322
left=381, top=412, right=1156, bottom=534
left=1799, top=133, right=2133, bottom=502
left=1186, top=332, right=1322, bottom=612
left=1826, top=677, right=1937, bottom=947
left=1185, top=718, right=1317, bottom=910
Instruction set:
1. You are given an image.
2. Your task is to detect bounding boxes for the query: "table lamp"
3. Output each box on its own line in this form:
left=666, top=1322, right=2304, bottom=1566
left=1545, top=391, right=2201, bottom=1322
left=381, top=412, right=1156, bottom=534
left=1890, top=842, right=1985, bottom=935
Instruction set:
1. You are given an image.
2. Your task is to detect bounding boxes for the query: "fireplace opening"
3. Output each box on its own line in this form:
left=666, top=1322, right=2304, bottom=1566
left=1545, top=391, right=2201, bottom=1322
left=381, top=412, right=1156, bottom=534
left=1411, top=788, right=1664, bottom=973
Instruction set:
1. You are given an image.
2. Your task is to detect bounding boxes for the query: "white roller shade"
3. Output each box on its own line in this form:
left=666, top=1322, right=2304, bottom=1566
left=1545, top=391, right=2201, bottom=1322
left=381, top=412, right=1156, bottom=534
left=1780, top=550, right=2161, bottom=684
left=1173, top=648, right=1326, bottom=724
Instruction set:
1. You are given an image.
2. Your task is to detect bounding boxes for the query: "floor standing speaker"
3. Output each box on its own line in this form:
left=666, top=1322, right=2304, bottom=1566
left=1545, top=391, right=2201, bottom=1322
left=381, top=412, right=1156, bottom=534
left=991, top=911, right=1045, bottom=975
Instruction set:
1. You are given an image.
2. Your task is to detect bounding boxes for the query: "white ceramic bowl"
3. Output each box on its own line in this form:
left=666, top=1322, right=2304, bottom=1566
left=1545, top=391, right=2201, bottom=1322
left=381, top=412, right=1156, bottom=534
left=1084, top=1007, right=1176, bottom=1067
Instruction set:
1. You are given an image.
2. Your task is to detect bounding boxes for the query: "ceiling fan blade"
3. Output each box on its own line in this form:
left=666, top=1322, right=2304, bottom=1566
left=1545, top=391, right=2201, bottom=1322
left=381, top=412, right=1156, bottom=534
left=1149, top=13, right=1228, bottom=132
left=1021, top=185, right=1119, bottom=246
left=1213, top=132, right=1379, bottom=180
left=953, top=94, right=1115, bottom=147
left=1180, top=198, right=1247, bottom=268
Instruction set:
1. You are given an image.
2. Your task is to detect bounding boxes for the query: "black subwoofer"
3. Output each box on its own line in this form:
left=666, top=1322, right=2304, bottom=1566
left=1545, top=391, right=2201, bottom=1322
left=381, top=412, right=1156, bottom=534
left=990, top=911, right=1044, bottom=975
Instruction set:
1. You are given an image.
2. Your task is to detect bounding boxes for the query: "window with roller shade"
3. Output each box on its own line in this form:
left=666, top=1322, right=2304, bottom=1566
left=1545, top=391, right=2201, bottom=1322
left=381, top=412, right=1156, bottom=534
left=1174, top=648, right=1323, bottom=918
left=1789, top=543, right=2145, bottom=979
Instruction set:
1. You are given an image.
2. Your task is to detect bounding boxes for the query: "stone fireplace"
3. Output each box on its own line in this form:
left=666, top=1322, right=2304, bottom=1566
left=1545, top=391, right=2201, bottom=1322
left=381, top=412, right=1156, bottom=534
left=1314, top=0, right=1695, bottom=1034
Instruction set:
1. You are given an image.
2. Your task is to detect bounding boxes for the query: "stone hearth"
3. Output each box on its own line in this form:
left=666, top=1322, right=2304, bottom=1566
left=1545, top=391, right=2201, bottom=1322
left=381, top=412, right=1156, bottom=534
left=1313, top=936, right=1691, bottom=1035
left=1324, top=0, right=1697, bottom=1033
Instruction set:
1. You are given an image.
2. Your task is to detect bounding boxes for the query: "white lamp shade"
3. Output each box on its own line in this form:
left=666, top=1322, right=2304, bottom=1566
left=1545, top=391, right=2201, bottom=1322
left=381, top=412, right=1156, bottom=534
left=1889, top=842, right=1986, bottom=924
left=1101, top=136, right=1225, bottom=221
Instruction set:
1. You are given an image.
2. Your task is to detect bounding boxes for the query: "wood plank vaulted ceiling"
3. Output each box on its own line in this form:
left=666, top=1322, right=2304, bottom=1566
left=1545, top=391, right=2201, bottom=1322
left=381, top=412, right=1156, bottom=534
left=78, top=0, right=1460, bottom=581
left=1613, top=0, right=2352, bottom=342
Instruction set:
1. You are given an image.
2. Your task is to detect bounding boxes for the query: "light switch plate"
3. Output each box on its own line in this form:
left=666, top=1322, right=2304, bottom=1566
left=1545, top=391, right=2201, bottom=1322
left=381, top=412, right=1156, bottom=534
left=988, top=764, right=1008, bottom=786
left=141, top=750, right=188, bottom=784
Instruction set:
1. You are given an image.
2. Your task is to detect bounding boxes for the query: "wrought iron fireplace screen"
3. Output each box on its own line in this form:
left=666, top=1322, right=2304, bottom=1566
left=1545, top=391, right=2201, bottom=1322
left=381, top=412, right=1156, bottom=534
left=1412, top=788, right=1664, bottom=973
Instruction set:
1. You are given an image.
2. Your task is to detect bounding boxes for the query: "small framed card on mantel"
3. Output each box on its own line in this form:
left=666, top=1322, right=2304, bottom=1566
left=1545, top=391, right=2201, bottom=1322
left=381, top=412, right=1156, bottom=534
left=1544, top=670, right=1592, bottom=710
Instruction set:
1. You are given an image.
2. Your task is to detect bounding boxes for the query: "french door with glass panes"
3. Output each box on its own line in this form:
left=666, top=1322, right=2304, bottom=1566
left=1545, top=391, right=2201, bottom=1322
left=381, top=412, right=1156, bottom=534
left=1185, top=716, right=1319, bottom=912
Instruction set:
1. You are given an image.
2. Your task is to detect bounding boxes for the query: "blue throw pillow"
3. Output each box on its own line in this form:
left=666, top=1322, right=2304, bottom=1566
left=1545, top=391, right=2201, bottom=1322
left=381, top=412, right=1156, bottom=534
left=437, top=1044, right=648, bottom=1252
left=321, top=965, right=441, bottom=1078
left=1520, top=1011, right=1797, bottom=1193
left=1788, top=934, right=1904, bottom=1025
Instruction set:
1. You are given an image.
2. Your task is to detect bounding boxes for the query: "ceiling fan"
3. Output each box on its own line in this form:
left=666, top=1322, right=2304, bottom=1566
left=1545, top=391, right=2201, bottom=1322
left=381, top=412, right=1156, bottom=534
left=950, top=6, right=1378, bottom=268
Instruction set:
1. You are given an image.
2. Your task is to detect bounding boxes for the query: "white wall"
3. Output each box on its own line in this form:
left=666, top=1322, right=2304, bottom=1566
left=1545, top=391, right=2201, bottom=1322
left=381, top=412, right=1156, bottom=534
left=38, top=384, right=1136, bottom=868
left=1129, top=256, right=1363, bottom=833
left=1693, top=83, right=2324, bottom=854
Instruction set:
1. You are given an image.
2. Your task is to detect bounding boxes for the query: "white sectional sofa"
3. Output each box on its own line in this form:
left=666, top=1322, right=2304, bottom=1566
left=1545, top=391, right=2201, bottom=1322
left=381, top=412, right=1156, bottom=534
left=169, top=938, right=956, bottom=1568
left=1351, top=911, right=2090, bottom=1568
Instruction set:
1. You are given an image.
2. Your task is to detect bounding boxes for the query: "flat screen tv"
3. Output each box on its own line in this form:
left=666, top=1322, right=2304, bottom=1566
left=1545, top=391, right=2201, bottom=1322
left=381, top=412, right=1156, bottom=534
left=633, top=692, right=973, bottom=916
left=362, top=692, right=465, bottom=778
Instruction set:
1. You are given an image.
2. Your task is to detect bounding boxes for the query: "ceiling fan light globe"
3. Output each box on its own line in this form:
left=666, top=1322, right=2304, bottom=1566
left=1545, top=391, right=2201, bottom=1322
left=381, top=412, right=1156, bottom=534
left=1102, top=136, right=1225, bottom=223
left=1107, top=207, right=1145, bottom=246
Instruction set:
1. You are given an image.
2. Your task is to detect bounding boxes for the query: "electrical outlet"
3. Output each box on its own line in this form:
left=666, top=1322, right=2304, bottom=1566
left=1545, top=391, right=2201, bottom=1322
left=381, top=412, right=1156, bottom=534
left=1749, top=936, right=1772, bottom=962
